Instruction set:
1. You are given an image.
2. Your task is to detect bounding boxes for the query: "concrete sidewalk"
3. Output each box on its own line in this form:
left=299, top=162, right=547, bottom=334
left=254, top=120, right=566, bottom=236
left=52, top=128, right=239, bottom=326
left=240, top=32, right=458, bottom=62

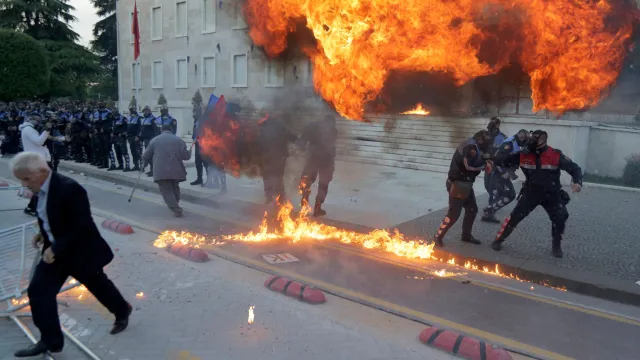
left=2, top=156, right=639, bottom=305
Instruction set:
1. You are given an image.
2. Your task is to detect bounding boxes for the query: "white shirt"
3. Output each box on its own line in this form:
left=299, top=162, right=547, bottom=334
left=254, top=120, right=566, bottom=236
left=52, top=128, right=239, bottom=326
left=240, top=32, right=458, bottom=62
left=37, top=170, right=54, bottom=243
left=18, top=123, right=50, bottom=161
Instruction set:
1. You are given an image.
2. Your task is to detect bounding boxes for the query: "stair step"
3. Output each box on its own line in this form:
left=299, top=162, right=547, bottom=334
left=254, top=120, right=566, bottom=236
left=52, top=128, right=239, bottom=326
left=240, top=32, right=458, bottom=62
left=337, top=149, right=451, bottom=167
left=336, top=154, right=450, bottom=173
left=337, top=136, right=460, bottom=150
left=336, top=143, right=453, bottom=160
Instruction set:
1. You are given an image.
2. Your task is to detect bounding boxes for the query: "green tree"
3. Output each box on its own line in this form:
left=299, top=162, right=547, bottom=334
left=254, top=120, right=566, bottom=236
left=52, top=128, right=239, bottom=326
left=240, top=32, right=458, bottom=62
left=0, top=0, right=80, bottom=42
left=0, top=30, right=50, bottom=101
left=0, top=0, right=100, bottom=99
left=90, top=0, right=118, bottom=97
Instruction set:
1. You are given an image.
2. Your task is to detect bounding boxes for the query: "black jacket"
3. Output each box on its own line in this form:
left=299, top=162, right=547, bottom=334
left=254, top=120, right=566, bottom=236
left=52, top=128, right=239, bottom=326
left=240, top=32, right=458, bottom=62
left=36, top=173, right=114, bottom=275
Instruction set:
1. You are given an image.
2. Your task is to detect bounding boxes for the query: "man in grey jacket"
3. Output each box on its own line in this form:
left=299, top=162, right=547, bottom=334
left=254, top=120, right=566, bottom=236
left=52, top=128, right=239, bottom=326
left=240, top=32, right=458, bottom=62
left=141, top=124, right=192, bottom=217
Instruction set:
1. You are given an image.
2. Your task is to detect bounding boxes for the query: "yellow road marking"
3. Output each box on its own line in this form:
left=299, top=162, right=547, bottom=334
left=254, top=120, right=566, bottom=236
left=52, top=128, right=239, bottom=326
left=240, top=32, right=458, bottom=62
left=84, top=181, right=640, bottom=327
left=205, top=245, right=574, bottom=360
left=88, top=190, right=640, bottom=328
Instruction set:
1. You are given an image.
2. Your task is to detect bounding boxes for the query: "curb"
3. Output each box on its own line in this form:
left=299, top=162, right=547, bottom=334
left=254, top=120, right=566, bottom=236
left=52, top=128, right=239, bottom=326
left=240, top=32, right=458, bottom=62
left=58, top=160, right=640, bottom=306
left=101, top=219, right=135, bottom=234
left=419, top=326, right=512, bottom=360
left=17, top=188, right=33, bottom=199
left=264, top=275, right=326, bottom=304
left=166, top=243, right=210, bottom=262
left=583, top=181, right=640, bottom=193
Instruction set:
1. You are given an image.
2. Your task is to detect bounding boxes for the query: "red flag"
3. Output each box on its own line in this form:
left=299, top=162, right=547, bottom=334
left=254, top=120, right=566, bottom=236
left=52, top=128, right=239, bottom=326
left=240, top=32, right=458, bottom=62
left=132, top=1, right=140, bottom=60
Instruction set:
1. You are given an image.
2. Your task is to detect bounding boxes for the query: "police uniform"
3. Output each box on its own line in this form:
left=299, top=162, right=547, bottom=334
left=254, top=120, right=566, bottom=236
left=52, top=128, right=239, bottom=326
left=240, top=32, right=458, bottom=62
left=92, top=107, right=114, bottom=169
left=71, top=111, right=91, bottom=162
left=433, top=132, right=492, bottom=247
left=111, top=112, right=131, bottom=171
left=126, top=109, right=142, bottom=171
left=156, top=112, right=177, bottom=135
left=298, top=117, right=337, bottom=216
left=482, top=134, right=522, bottom=221
left=492, top=132, right=582, bottom=258
left=139, top=109, right=157, bottom=175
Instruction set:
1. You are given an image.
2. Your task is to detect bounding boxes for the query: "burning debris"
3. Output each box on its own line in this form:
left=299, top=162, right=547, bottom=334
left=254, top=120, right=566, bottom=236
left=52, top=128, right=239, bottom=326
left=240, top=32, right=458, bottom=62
left=248, top=305, right=255, bottom=324
left=243, top=0, right=638, bottom=120
left=400, top=103, right=430, bottom=116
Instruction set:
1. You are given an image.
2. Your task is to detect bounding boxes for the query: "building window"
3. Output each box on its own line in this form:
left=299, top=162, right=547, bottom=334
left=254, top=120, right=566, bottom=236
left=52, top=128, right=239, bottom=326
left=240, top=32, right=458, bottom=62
left=131, top=63, right=141, bottom=89
left=265, top=59, right=284, bottom=87
left=151, top=5, right=163, bottom=41
left=497, top=65, right=536, bottom=116
left=231, top=53, right=248, bottom=87
left=175, top=58, right=188, bottom=88
left=175, top=0, right=187, bottom=37
left=129, top=12, right=134, bottom=43
left=201, top=55, right=216, bottom=87
left=201, top=0, right=216, bottom=33
left=233, top=4, right=247, bottom=29
left=152, top=60, right=163, bottom=88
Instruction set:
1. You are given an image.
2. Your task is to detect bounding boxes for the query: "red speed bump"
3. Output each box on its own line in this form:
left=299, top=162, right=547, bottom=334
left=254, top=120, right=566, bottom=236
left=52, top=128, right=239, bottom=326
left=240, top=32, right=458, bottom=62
left=166, top=243, right=210, bottom=263
left=264, top=275, right=326, bottom=304
left=419, top=327, right=512, bottom=360
left=101, top=219, right=134, bottom=235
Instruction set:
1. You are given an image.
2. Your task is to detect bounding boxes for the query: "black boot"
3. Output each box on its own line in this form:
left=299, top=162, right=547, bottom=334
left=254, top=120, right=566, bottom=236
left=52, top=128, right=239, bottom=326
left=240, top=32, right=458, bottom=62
left=131, top=165, right=140, bottom=172
left=190, top=178, right=203, bottom=186
left=481, top=210, right=500, bottom=223
left=461, top=234, right=482, bottom=245
left=313, top=204, right=326, bottom=217
left=434, top=236, right=444, bottom=248
left=491, top=240, right=503, bottom=251
left=116, top=165, right=124, bottom=170
left=110, top=303, right=133, bottom=335
left=123, top=166, right=132, bottom=172
left=552, top=239, right=563, bottom=258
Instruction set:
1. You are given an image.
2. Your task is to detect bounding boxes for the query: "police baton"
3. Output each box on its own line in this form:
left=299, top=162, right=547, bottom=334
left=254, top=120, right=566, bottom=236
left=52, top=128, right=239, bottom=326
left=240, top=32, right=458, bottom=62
left=128, top=170, right=143, bottom=202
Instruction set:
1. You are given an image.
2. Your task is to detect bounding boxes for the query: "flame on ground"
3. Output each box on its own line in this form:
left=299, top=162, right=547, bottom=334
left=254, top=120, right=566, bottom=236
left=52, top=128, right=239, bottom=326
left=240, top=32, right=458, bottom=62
left=154, top=202, right=566, bottom=291
left=248, top=305, right=255, bottom=324
left=400, top=103, right=430, bottom=116
left=243, top=0, right=637, bottom=120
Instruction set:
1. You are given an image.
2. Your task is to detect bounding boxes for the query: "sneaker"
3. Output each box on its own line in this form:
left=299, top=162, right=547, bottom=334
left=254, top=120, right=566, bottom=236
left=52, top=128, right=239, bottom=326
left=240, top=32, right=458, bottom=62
left=23, top=208, right=37, bottom=217
left=491, top=240, right=503, bottom=251
left=481, top=213, right=501, bottom=223
left=312, top=207, right=326, bottom=217
left=434, top=236, right=444, bottom=248
left=552, top=241, right=563, bottom=258
left=461, top=235, right=482, bottom=245
left=190, top=178, right=203, bottom=186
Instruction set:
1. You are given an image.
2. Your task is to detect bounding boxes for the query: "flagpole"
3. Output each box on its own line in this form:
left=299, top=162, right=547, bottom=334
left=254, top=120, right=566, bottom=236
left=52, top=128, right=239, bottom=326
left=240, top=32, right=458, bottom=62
left=136, top=61, right=140, bottom=111
left=115, top=0, right=124, bottom=108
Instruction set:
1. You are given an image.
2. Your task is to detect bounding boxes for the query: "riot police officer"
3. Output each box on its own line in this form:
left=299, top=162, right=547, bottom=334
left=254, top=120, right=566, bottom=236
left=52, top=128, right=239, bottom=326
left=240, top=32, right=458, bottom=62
left=491, top=130, right=583, bottom=258
left=481, top=129, right=530, bottom=222
left=92, top=102, right=114, bottom=169
left=433, top=130, right=494, bottom=247
left=126, top=106, right=142, bottom=171
left=111, top=109, right=131, bottom=171
left=156, top=105, right=178, bottom=135
left=139, top=106, right=157, bottom=176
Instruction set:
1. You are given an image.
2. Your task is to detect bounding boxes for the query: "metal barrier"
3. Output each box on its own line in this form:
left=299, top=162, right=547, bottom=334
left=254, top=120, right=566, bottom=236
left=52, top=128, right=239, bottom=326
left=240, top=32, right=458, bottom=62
left=0, top=221, right=102, bottom=360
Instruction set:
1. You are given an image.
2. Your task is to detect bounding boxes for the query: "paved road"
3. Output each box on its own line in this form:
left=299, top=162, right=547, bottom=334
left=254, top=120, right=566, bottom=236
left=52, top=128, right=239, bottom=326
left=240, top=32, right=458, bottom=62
left=0, top=191, right=456, bottom=360
left=395, top=183, right=640, bottom=281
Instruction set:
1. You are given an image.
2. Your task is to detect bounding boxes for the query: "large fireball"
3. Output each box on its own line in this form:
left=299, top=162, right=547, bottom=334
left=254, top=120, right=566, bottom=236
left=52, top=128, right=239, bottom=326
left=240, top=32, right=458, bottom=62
left=243, top=0, right=637, bottom=120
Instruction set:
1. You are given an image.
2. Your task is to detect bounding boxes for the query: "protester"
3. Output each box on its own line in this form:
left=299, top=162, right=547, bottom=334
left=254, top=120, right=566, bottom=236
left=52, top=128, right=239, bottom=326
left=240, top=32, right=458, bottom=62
left=18, top=113, right=51, bottom=217
left=10, top=152, right=132, bottom=358
left=142, top=124, right=192, bottom=217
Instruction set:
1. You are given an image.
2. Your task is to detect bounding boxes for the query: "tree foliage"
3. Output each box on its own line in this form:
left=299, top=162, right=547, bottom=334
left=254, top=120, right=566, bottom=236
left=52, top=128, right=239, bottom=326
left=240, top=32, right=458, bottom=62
left=0, top=30, right=49, bottom=101
left=157, top=93, right=168, bottom=106
left=90, top=0, right=118, bottom=99
left=0, top=0, right=99, bottom=99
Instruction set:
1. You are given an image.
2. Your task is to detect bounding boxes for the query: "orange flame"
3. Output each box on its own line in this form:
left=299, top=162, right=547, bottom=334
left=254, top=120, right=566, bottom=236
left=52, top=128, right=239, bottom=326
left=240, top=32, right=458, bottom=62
left=400, top=103, right=430, bottom=116
left=243, top=0, right=637, bottom=120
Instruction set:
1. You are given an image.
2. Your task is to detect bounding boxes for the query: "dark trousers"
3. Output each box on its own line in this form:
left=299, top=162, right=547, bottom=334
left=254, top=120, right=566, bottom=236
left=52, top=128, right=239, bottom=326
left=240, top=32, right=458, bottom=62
left=262, top=156, right=287, bottom=202
left=194, top=142, right=208, bottom=179
left=299, top=157, right=335, bottom=207
left=127, top=137, right=141, bottom=168
left=434, top=180, right=478, bottom=241
left=74, top=139, right=91, bottom=162
left=142, top=138, right=153, bottom=171
left=26, top=161, right=53, bottom=211
left=28, top=260, right=129, bottom=348
left=496, top=190, right=569, bottom=243
left=484, top=173, right=516, bottom=215
left=112, top=136, right=130, bottom=168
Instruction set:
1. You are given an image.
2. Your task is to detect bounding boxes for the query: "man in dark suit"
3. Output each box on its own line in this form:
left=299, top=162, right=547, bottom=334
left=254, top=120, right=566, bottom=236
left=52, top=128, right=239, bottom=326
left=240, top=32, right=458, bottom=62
left=10, top=151, right=132, bottom=358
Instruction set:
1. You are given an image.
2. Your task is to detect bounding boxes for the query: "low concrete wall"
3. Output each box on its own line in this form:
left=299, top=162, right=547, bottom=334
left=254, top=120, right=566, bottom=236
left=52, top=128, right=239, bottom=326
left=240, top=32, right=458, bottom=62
left=586, top=125, right=640, bottom=178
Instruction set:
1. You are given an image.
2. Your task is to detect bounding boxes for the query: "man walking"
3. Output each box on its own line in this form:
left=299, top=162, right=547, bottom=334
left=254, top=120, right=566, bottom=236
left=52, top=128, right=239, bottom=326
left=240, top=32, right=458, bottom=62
left=10, top=152, right=132, bottom=358
left=142, top=124, right=192, bottom=217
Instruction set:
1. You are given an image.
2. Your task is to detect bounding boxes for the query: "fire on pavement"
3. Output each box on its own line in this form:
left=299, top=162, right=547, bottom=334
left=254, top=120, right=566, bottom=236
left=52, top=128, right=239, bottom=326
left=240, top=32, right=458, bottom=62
left=153, top=202, right=567, bottom=291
